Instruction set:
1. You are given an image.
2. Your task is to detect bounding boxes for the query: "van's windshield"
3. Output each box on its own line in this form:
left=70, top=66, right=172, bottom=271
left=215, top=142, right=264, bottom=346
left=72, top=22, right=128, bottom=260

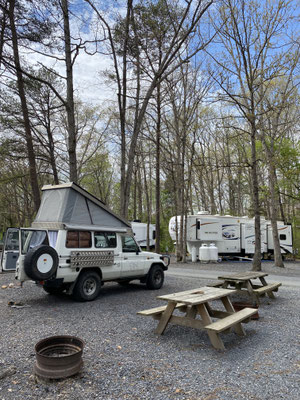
left=21, top=230, right=49, bottom=254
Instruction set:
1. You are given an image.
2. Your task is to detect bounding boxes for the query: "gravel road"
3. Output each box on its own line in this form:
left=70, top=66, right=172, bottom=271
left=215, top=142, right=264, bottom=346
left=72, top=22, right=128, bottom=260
left=0, top=260, right=300, bottom=400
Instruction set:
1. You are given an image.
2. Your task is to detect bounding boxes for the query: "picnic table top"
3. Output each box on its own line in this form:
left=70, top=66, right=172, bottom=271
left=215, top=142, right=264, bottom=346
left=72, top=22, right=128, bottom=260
left=156, top=286, right=237, bottom=306
left=217, top=271, right=268, bottom=281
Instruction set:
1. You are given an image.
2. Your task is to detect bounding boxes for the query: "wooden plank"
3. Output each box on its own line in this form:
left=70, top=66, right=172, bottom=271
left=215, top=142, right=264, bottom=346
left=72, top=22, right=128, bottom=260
left=205, top=308, right=257, bottom=333
left=197, top=303, right=225, bottom=350
left=221, top=296, right=245, bottom=336
left=218, top=271, right=268, bottom=281
left=154, top=302, right=176, bottom=335
left=157, top=287, right=237, bottom=305
left=157, top=287, right=209, bottom=299
left=253, top=283, right=281, bottom=295
left=137, top=303, right=186, bottom=316
left=167, top=315, right=205, bottom=330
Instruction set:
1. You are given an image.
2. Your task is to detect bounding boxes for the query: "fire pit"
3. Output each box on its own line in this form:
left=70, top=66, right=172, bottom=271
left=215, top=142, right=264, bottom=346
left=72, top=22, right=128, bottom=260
left=34, top=335, right=84, bottom=379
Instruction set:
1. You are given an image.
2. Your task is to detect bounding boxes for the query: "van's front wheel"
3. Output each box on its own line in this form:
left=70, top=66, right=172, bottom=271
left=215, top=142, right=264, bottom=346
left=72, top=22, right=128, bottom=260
left=146, top=265, right=164, bottom=290
left=73, top=271, right=101, bottom=301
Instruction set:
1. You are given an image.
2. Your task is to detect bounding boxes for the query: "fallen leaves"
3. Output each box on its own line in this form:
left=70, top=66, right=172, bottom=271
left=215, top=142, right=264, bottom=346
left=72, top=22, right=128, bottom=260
left=1, top=283, right=21, bottom=290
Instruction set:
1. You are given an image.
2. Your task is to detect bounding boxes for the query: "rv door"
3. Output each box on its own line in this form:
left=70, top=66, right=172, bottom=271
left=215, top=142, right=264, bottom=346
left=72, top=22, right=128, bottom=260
left=1, top=228, right=20, bottom=272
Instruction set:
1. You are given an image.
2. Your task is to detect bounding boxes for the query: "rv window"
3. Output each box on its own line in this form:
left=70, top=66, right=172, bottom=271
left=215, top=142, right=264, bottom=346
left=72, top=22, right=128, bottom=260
left=279, top=234, right=286, bottom=241
left=66, top=231, right=91, bottom=248
left=94, top=232, right=117, bottom=248
left=152, top=231, right=156, bottom=240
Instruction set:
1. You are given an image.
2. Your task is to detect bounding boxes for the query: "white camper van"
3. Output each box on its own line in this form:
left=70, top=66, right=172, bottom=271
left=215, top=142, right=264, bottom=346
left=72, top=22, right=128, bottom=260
left=13, top=183, right=169, bottom=301
left=169, top=213, right=292, bottom=259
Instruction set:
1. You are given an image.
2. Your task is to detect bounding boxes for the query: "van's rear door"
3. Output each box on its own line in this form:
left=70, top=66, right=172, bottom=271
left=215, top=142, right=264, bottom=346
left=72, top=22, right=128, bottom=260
left=1, top=228, right=20, bottom=271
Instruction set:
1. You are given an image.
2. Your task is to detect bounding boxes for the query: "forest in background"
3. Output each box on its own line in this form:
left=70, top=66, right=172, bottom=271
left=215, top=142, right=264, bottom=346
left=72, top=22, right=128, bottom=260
left=0, top=0, right=300, bottom=265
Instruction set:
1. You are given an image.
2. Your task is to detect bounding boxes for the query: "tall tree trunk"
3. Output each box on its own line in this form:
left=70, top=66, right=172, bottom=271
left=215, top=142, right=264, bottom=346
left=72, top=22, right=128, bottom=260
left=250, top=125, right=261, bottom=271
left=61, top=0, right=77, bottom=182
left=45, top=96, right=59, bottom=184
left=155, top=82, right=161, bottom=254
left=265, top=146, right=284, bottom=268
left=8, top=0, right=40, bottom=212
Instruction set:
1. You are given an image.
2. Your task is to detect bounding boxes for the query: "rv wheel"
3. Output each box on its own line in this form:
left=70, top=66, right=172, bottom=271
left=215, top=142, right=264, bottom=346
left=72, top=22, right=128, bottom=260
left=24, top=245, right=59, bottom=281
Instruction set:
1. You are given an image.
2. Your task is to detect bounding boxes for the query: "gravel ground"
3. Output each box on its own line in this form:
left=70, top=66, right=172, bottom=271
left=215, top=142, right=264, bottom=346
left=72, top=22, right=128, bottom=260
left=0, top=261, right=300, bottom=400
left=169, top=256, right=300, bottom=277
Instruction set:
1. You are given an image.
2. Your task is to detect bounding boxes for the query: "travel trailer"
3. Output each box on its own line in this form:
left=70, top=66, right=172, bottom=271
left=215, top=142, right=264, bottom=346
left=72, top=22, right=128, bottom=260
left=169, top=212, right=293, bottom=259
left=4, top=183, right=169, bottom=301
left=131, top=221, right=156, bottom=248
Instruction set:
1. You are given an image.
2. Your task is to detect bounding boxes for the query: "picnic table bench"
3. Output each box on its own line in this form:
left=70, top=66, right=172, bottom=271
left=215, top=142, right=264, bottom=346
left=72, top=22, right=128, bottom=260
left=211, top=272, right=281, bottom=305
left=138, top=286, right=257, bottom=350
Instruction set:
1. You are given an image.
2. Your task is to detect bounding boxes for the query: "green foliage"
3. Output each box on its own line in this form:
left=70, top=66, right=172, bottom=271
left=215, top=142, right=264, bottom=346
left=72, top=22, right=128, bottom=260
left=159, top=214, right=175, bottom=253
left=113, top=0, right=185, bottom=62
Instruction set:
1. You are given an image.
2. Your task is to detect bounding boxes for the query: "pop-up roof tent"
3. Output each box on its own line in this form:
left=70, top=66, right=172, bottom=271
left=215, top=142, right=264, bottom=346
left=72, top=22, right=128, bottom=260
left=31, top=182, right=131, bottom=232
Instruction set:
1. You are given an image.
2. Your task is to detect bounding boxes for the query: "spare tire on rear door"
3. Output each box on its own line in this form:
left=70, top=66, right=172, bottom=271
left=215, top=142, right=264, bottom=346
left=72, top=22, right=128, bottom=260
left=24, top=245, right=58, bottom=281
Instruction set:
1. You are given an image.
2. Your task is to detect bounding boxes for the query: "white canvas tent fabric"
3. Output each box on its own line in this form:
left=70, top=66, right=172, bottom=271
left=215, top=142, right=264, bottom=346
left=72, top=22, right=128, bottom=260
left=32, top=182, right=131, bottom=230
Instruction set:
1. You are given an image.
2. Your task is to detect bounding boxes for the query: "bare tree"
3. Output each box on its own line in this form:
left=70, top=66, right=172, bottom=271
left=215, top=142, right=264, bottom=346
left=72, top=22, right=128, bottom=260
left=6, top=0, right=41, bottom=211
left=85, top=0, right=214, bottom=219
left=206, top=0, right=294, bottom=270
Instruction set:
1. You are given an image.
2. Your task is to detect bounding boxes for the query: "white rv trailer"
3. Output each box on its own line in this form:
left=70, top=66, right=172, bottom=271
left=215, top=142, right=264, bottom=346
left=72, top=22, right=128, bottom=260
left=169, top=212, right=293, bottom=258
left=131, top=221, right=156, bottom=248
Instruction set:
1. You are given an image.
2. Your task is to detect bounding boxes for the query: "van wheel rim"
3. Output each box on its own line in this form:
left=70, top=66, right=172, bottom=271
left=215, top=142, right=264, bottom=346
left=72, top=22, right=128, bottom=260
left=154, top=271, right=162, bottom=284
left=83, top=278, right=97, bottom=295
left=37, top=254, right=53, bottom=273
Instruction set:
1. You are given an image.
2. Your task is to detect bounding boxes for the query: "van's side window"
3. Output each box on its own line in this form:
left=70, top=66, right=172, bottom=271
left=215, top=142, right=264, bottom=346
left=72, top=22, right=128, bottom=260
left=66, top=231, right=91, bottom=248
left=94, top=232, right=117, bottom=248
left=122, top=235, right=139, bottom=253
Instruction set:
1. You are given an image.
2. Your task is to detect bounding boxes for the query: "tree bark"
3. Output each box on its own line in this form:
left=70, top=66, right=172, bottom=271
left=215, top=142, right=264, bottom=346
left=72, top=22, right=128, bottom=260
left=155, top=82, right=161, bottom=254
left=265, top=145, right=284, bottom=267
left=250, top=124, right=261, bottom=271
left=61, top=0, right=77, bottom=182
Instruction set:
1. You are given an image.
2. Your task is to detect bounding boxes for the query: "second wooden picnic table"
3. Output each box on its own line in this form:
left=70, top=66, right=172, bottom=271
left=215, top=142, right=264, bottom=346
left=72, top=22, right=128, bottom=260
left=138, top=286, right=257, bottom=350
left=214, top=271, right=281, bottom=305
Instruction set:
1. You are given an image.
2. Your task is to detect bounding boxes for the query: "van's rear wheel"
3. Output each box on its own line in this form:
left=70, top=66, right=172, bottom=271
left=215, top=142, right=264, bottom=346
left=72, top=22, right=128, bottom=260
left=146, top=265, right=164, bottom=290
left=72, top=271, right=101, bottom=302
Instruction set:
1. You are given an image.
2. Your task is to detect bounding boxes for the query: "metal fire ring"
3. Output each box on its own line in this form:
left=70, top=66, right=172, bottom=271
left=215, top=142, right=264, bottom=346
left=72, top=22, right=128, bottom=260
left=34, top=335, right=84, bottom=379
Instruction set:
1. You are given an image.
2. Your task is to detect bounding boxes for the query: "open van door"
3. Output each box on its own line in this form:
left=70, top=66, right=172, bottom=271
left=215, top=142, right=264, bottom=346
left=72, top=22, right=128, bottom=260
left=0, top=228, right=19, bottom=272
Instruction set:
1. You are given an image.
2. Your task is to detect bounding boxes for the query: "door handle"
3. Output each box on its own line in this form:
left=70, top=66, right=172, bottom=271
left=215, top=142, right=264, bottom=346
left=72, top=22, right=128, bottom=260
left=124, top=257, right=128, bottom=260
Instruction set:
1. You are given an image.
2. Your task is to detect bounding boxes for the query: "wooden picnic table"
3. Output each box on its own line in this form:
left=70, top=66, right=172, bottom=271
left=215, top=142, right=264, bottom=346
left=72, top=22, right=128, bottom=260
left=213, top=271, right=281, bottom=305
left=137, top=286, right=257, bottom=350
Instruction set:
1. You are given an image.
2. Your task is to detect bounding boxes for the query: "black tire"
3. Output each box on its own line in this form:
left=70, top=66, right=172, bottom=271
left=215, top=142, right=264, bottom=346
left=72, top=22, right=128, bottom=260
left=24, top=245, right=58, bottom=281
left=146, top=265, right=164, bottom=290
left=72, top=271, right=101, bottom=302
left=43, top=286, right=64, bottom=295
